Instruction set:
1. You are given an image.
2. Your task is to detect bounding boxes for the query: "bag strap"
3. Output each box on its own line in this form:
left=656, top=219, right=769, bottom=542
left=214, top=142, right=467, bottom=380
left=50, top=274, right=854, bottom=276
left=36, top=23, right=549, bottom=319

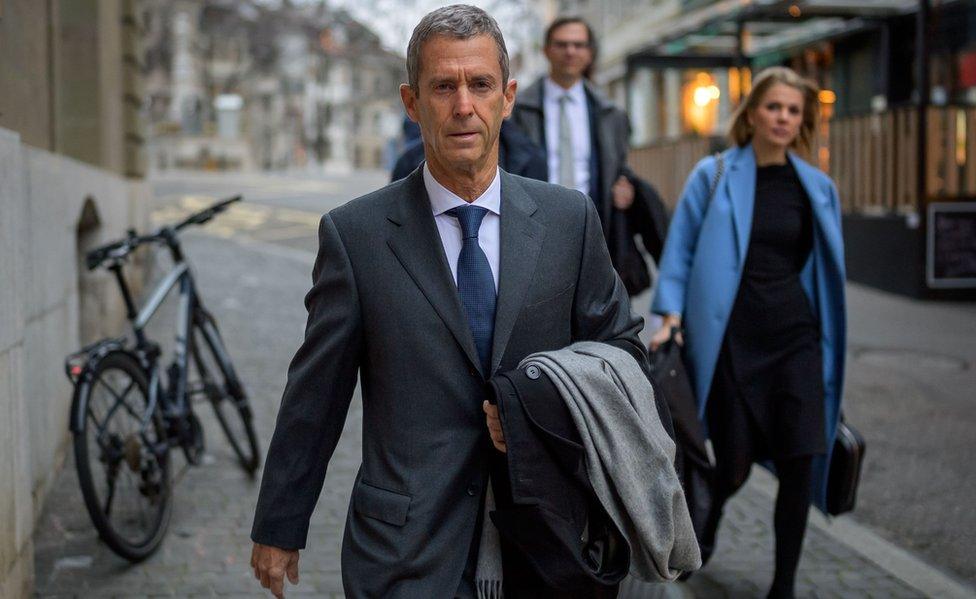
left=706, top=152, right=725, bottom=209
left=667, top=152, right=724, bottom=325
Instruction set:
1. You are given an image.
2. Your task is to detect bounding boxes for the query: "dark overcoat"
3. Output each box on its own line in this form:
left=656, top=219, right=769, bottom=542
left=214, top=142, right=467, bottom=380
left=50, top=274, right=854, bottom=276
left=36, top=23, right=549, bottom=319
left=511, top=78, right=667, bottom=295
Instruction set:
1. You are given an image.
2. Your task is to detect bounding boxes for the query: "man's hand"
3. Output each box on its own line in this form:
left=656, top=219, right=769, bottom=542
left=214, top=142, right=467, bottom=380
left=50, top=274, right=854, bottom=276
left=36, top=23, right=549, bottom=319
left=483, top=401, right=507, bottom=453
left=611, top=176, right=635, bottom=210
left=251, top=542, right=300, bottom=598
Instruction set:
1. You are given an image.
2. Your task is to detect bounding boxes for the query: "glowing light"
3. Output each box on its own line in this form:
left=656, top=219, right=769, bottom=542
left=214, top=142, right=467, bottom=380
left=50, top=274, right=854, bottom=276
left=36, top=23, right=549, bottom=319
left=819, top=90, right=837, bottom=104
left=685, top=72, right=722, bottom=134
left=956, top=110, right=967, bottom=166
left=789, top=4, right=802, bottom=17
left=693, top=85, right=721, bottom=107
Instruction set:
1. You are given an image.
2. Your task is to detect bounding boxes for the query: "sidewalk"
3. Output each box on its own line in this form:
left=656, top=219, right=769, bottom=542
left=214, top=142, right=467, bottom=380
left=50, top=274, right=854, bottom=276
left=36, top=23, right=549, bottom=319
left=620, top=467, right=973, bottom=598
left=31, top=229, right=975, bottom=597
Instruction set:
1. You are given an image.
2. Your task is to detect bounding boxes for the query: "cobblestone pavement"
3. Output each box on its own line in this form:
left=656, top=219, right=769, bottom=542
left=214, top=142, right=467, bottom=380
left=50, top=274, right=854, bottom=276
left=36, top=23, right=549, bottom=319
left=31, top=204, right=972, bottom=597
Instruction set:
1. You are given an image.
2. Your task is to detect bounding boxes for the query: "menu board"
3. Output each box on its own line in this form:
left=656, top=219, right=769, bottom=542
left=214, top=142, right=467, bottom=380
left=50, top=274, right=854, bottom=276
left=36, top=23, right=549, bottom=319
left=927, top=202, right=976, bottom=289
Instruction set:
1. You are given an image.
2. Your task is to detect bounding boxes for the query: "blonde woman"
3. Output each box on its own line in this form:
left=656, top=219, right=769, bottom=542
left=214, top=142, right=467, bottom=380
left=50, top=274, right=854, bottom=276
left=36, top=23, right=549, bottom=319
left=649, top=67, right=846, bottom=598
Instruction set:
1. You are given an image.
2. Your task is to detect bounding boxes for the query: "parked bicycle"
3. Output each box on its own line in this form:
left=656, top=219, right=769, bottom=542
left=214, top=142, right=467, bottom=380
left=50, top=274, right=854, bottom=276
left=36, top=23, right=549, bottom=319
left=64, top=195, right=260, bottom=562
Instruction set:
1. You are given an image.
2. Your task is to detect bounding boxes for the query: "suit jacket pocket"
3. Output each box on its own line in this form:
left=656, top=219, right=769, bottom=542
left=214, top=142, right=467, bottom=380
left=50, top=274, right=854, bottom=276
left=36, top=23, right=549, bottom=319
left=353, top=479, right=412, bottom=526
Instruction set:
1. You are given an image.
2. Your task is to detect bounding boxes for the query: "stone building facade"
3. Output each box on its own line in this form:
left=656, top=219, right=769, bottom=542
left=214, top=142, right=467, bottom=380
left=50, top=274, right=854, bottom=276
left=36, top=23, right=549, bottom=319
left=142, top=0, right=404, bottom=173
left=0, top=1, right=149, bottom=596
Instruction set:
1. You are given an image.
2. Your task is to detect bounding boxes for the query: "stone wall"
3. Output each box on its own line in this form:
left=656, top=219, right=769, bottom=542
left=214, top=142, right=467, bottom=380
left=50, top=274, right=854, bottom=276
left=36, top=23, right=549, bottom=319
left=0, top=126, right=148, bottom=597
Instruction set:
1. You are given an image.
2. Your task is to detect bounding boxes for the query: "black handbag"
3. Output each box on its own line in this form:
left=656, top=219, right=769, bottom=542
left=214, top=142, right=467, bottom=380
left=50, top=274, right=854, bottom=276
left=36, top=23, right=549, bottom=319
left=648, top=329, right=715, bottom=562
left=610, top=209, right=651, bottom=296
left=826, top=417, right=866, bottom=516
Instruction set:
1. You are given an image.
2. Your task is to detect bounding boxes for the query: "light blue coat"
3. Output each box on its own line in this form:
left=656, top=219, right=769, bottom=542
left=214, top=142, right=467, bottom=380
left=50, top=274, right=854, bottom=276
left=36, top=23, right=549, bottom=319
left=651, top=144, right=847, bottom=510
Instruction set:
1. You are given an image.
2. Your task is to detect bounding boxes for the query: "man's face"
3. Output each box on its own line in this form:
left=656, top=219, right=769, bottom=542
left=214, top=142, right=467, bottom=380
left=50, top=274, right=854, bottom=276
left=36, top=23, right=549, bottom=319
left=400, top=35, right=516, bottom=176
left=544, top=22, right=593, bottom=82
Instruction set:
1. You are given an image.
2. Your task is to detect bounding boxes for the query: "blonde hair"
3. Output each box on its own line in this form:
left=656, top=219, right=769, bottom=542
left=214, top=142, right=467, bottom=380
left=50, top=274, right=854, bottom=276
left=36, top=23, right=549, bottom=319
left=728, top=66, right=820, bottom=155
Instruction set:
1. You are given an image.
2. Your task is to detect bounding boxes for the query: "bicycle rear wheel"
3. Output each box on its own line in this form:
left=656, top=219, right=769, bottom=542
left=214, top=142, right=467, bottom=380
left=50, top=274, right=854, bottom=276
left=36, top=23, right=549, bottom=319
left=190, top=312, right=260, bottom=475
left=72, top=351, right=172, bottom=562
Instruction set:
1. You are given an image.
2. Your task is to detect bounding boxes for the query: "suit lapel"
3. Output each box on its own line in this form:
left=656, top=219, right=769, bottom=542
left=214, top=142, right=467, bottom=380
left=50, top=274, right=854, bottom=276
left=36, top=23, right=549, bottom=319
left=727, top=145, right=757, bottom=263
left=386, top=168, right=483, bottom=374
left=490, top=171, right=545, bottom=375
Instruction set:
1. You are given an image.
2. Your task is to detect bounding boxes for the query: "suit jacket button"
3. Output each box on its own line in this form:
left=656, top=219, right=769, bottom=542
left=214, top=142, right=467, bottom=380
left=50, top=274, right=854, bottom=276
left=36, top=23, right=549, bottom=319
left=466, top=484, right=478, bottom=497
left=525, top=365, right=541, bottom=380
left=469, top=367, right=478, bottom=377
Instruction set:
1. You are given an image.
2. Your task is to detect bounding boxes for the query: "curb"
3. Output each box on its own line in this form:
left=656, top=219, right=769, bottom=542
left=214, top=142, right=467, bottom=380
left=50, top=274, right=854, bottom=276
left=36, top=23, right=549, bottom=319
left=750, top=468, right=976, bottom=598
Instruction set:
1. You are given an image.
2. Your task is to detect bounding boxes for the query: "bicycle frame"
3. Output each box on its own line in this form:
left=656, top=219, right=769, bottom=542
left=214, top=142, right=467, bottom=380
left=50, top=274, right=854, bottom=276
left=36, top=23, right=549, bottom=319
left=108, top=230, right=200, bottom=431
left=62, top=194, right=254, bottom=563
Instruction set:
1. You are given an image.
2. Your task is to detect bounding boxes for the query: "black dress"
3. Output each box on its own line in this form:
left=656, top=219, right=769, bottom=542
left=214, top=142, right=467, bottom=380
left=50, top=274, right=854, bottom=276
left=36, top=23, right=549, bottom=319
left=707, top=162, right=825, bottom=478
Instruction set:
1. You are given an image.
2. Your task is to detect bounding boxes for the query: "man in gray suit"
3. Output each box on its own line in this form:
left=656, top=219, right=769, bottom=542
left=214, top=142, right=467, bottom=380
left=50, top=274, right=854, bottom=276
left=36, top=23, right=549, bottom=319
left=250, top=5, right=646, bottom=598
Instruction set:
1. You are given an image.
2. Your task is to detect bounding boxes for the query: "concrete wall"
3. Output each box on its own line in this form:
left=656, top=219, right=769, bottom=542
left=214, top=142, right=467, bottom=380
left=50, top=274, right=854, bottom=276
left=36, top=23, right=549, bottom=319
left=0, top=126, right=148, bottom=597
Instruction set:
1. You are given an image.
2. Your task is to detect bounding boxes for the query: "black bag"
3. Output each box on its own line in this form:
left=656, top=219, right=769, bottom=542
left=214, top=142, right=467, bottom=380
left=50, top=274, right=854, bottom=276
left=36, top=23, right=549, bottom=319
left=607, top=171, right=670, bottom=297
left=826, top=418, right=866, bottom=516
left=625, top=173, right=670, bottom=262
left=648, top=329, right=715, bottom=561
left=610, top=210, right=651, bottom=296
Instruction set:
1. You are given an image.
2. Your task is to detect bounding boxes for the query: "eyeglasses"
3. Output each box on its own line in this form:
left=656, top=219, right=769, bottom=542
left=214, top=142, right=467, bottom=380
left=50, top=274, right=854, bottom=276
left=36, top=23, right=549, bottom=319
left=549, top=40, right=591, bottom=51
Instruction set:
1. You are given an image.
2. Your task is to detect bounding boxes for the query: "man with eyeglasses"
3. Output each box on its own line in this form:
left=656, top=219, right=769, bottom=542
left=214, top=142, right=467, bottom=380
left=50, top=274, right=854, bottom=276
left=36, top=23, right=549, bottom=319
left=512, top=17, right=668, bottom=297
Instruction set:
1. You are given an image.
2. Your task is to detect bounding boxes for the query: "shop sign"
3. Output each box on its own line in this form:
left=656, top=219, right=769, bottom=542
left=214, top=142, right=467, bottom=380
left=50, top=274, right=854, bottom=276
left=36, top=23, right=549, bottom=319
left=927, top=202, right=976, bottom=288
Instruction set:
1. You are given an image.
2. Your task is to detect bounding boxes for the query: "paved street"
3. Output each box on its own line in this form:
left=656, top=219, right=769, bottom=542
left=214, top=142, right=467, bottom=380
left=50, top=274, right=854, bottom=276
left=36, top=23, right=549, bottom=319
left=30, top=170, right=976, bottom=598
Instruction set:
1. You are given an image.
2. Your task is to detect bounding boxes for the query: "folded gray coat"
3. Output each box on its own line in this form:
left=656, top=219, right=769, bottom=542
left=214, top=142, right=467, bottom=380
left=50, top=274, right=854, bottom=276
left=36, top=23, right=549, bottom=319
left=520, top=341, right=702, bottom=581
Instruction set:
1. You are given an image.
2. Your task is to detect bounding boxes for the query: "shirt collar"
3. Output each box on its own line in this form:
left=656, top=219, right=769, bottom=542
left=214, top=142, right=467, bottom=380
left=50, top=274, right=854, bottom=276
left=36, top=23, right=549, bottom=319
left=423, top=162, right=501, bottom=217
left=545, top=76, right=586, bottom=104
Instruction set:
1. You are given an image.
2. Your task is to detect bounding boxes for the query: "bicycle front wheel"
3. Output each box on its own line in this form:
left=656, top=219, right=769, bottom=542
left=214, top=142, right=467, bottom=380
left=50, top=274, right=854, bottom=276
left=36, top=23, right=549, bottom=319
left=190, top=312, right=260, bottom=475
left=72, top=351, right=172, bottom=562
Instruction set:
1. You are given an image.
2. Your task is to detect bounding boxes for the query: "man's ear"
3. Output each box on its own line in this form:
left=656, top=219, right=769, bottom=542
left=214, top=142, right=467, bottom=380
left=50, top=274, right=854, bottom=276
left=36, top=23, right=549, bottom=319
left=502, top=79, right=518, bottom=119
left=400, top=83, right=419, bottom=123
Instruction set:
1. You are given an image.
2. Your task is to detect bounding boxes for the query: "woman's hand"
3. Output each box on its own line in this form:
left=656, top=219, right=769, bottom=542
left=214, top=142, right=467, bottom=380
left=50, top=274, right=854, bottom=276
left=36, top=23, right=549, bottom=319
left=649, top=314, right=683, bottom=352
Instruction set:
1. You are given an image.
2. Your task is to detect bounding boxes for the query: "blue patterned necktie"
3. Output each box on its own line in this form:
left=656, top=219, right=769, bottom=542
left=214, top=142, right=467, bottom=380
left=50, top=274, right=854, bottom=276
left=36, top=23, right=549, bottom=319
left=447, top=205, right=496, bottom=375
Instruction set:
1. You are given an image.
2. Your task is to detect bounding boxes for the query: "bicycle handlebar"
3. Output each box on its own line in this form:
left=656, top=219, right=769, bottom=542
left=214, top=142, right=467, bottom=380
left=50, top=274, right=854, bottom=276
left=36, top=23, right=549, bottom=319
left=174, top=195, right=241, bottom=231
left=85, top=195, right=242, bottom=270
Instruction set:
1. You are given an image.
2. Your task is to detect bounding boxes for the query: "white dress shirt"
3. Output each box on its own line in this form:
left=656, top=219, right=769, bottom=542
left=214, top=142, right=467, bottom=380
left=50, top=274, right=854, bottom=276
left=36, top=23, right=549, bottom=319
left=423, top=163, right=501, bottom=291
left=544, top=77, right=592, bottom=195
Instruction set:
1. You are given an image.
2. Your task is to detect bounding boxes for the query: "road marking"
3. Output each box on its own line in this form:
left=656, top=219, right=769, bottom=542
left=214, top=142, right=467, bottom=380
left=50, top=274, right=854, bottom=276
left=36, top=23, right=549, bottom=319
left=274, top=207, right=322, bottom=227
left=249, top=224, right=319, bottom=242
left=152, top=198, right=320, bottom=249
left=182, top=230, right=317, bottom=266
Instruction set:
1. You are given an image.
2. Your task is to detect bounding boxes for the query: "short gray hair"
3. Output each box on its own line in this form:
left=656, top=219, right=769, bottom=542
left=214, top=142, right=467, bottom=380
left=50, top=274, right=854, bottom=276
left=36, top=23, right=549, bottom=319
left=406, top=4, right=509, bottom=91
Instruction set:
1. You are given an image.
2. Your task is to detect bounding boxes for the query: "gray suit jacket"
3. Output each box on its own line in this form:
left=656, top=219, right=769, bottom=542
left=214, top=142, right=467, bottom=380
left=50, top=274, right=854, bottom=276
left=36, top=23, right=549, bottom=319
left=251, top=166, right=646, bottom=597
